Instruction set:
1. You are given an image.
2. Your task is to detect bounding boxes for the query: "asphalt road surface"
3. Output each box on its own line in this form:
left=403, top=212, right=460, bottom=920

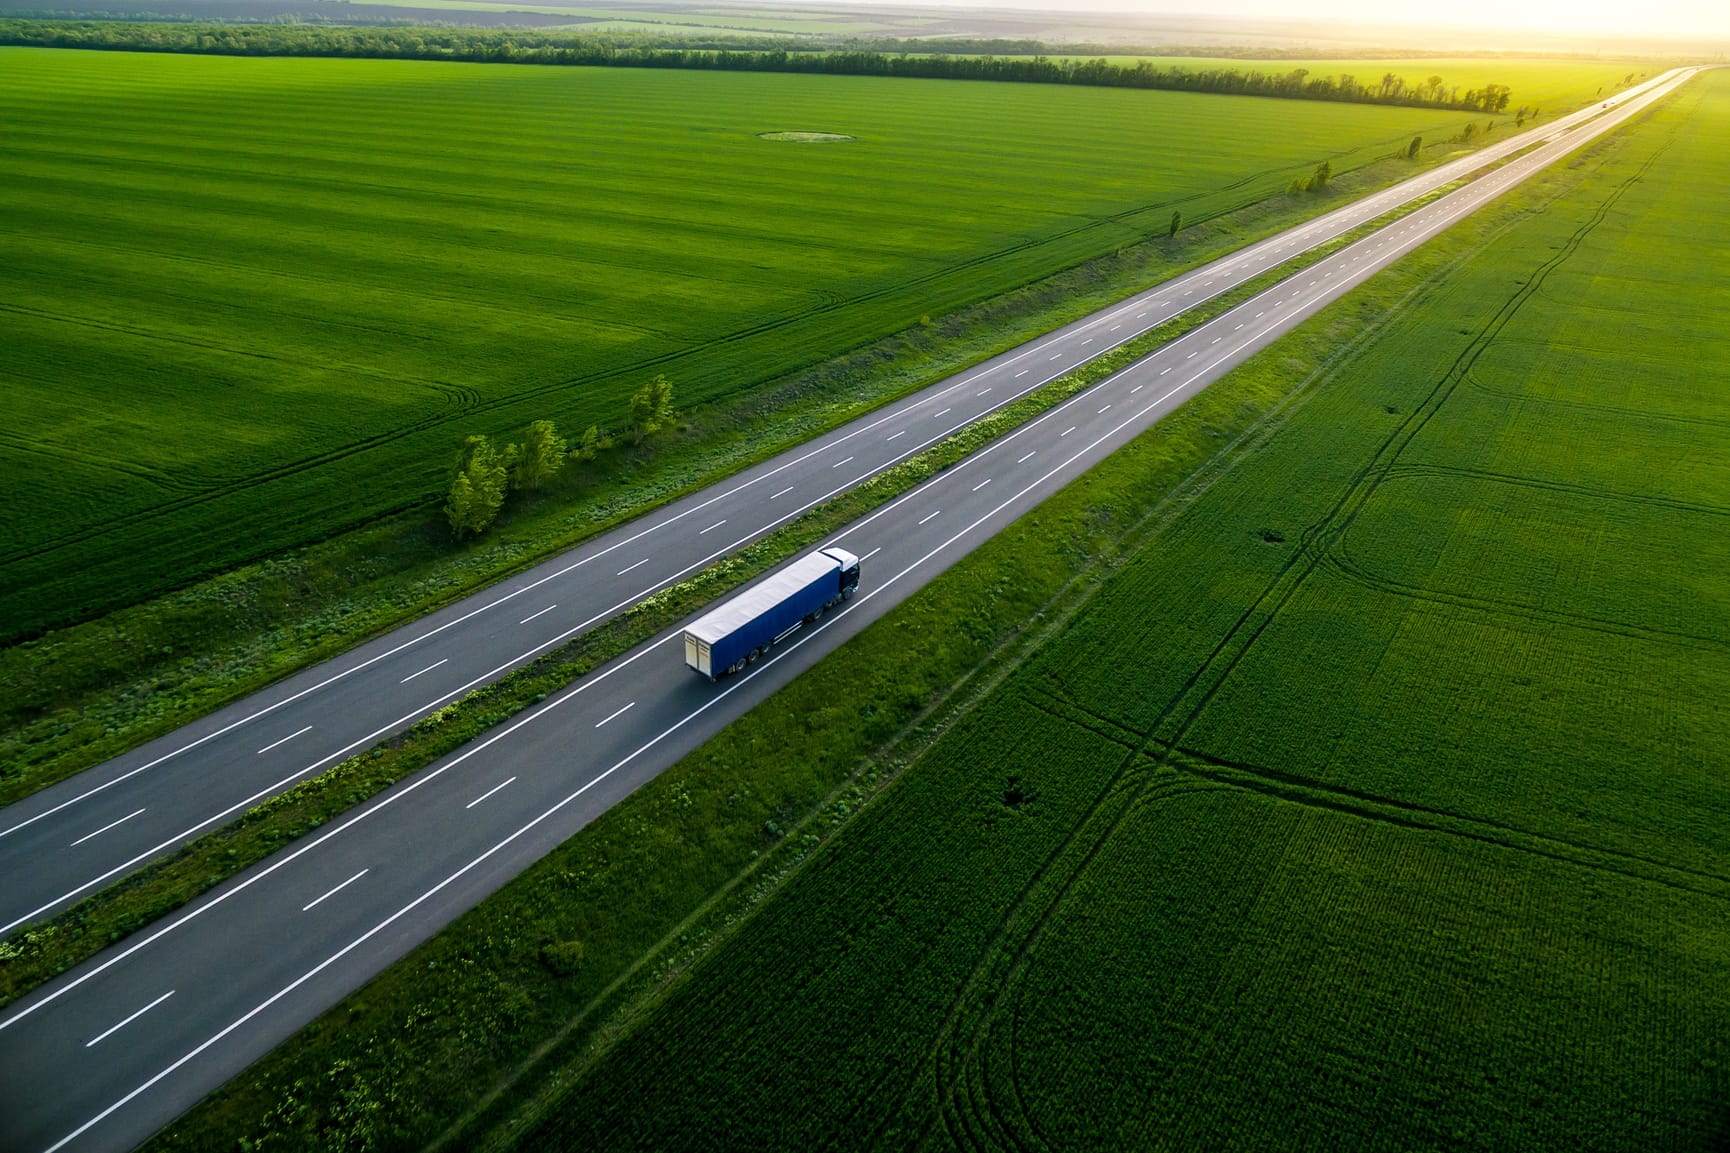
left=0, top=67, right=1699, bottom=1153
left=0, top=68, right=1692, bottom=948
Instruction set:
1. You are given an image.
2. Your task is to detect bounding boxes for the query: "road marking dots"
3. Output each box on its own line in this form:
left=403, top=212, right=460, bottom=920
left=770, top=486, right=794, bottom=499
left=1098, top=405, right=1112, bottom=414
left=1016, top=451, right=1036, bottom=463
left=972, top=478, right=992, bottom=492
left=699, top=520, right=727, bottom=535
left=256, top=725, right=313, bottom=754
left=302, top=869, right=369, bottom=912
left=1211, top=337, right=1222, bottom=344
left=1082, top=337, right=1093, bottom=345
left=86, top=992, right=173, bottom=1049
left=1131, top=384, right=1144, bottom=394
left=831, top=456, right=855, bottom=469
left=886, top=430, right=906, bottom=442
left=1061, top=426, right=1076, bottom=437
left=860, top=547, right=882, bottom=562
left=518, top=605, right=558, bottom=625
left=465, top=778, right=516, bottom=811
left=594, top=702, right=636, bottom=729
left=1110, top=324, right=1122, bottom=331
left=70, top=809, right=145, bottom=848
left=918, top=510, right=942, bottom=525
left=1015, top=369, right=1029, bottom=377
left=977, top=386, right=992, bottom=396
left=1160, top=368, right=1171, bottom=376
left=617, top=559, right=649, bottom=576
left=1187, top=351, right=1199, bottom=359
left=1049, top=353, right=1064, bottom=361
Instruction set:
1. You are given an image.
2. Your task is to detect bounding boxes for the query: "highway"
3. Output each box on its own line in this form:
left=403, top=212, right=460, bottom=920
left=0, top=67, right=1699, bottom=1153
left=0, top=67, right=1691, bottom=947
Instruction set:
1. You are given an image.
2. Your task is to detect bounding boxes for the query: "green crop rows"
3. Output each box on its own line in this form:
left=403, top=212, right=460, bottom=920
left=499, top=73, right=1730, bottom=1149
left=0, top=46, right=1477, bottom=638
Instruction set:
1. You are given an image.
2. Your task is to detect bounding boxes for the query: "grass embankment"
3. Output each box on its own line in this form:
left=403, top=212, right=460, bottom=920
left=2, top=196, right=1439, bottom=1012
left=0, top=46, right=1475, bottom=638
left=134, top=81, right=1666, bottom=1153
left=461, top=74, right=1728, bottom=1150
left=1, top=63, right=1496, bottom=807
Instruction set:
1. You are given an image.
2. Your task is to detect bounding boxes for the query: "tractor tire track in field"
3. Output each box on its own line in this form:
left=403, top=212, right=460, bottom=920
left=0, top=432, right=202, bottom=495
left=1161, top=746, right=1730, bottom=900
left=1136, top=117, right=1678, bottom=777
left=1378, top=461, right=1730, bottom=519
left=0, top=134, right=1418, bottom=585
left=1462, top=364, right=1730, bottom=429
left=861, top=718, right=1149, bottom=1150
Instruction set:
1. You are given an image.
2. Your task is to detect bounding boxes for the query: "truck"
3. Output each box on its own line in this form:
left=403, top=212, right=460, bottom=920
left=683, top=547, right=861, bottom=680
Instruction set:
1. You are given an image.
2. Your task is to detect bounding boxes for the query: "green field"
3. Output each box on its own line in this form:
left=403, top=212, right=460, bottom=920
left=0, top=48, right=1482, bottom=639
left=493, top=72, right=1730, bottom=1148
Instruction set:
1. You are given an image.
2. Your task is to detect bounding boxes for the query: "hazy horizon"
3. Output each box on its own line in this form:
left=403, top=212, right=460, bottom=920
left=754, top=0, right=1730, bottom=43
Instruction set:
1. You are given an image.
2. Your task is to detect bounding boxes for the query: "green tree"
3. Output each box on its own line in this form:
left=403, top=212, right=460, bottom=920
left=1407, top=135, right=1423, bottom=159
left=445, top=434, right=511, bottom=539
left=513, top=419, right=567, bottom=490
left=571, top=424, right=603, bottom=463
left=1168, top=210, right=1181, bottom=237
left=629, top=375, right=676, bottom=442
left=1312, top=159, right=1331, bottom=187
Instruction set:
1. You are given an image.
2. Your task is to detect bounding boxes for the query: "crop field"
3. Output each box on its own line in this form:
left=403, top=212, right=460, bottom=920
left=0, top=47, right=1480, bottom=639
left=502, top=72, right=1730, bottom=1149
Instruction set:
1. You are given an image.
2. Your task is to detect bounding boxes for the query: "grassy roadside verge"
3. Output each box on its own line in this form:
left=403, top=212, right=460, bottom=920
left=0, top=199, right=1442, bottom=1011
left=134, top=112, right=1637, bottom=1152
left=0, top=128, right=1508, bottom=810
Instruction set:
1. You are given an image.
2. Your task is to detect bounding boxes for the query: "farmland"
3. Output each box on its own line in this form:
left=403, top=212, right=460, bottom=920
left=0, top=47, right=1479, bottom=638
left=481, top=70, right=1730, bottom=1149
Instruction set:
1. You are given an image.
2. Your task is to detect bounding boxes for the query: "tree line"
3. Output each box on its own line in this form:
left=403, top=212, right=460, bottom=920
left=0, top=19, right=1517, bottom=111
left=446, top=376, right=674, bottom=539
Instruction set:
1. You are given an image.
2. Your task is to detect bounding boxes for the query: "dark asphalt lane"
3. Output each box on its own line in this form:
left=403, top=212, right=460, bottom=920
left=0, top=70, right=1687, bottom=943
left=0, top=67, right=1700, bottom=1153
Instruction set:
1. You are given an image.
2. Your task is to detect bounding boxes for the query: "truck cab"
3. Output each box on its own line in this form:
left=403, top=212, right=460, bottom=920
left=820, top=546, right=861, bottom=600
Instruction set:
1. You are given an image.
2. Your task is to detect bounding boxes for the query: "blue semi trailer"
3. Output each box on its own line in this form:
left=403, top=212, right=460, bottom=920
left=683, top=547, right=861, bottom=680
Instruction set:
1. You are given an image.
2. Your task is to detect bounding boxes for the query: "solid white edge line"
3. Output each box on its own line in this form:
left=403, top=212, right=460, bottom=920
left=255, top=726, right=313, bottom=755
left=301, top=868, right=368, bottom=913
left=69, top=809, right=145, bottom=848
left=84, top=991, right=173, bottom=1049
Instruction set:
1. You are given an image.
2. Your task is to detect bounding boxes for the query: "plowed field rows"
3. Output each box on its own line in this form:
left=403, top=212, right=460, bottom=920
left=502, top=70, right=1730, bottom=1150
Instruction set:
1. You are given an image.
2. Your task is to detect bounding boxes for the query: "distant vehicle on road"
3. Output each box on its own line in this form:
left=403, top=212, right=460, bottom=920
left=684, top=547, right=861, bottom=680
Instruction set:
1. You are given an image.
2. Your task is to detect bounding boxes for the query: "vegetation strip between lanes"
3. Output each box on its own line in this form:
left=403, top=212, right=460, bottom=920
left=0, top=192, right=1448, bottom=1011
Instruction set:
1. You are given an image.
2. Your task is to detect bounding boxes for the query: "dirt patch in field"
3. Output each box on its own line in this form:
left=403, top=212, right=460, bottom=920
left=757, top=131, right=856, bottom=143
